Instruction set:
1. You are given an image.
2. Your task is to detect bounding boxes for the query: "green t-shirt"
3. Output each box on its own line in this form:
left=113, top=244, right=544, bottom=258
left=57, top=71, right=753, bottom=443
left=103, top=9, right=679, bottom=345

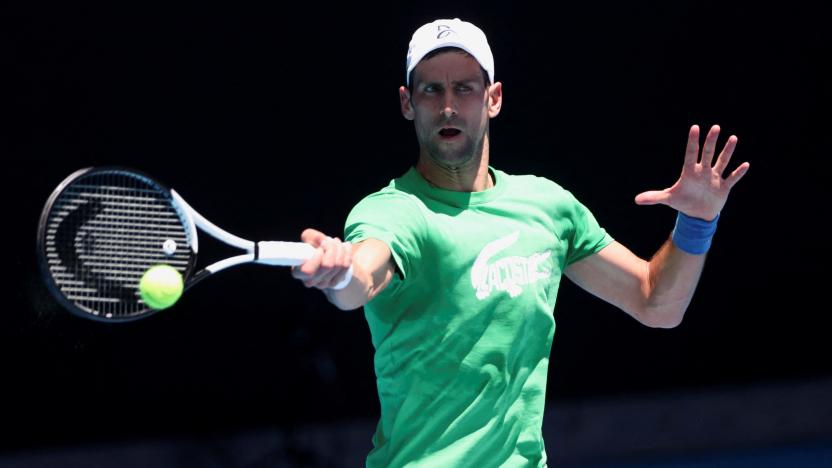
left=345, top=166, right=613, bottom=467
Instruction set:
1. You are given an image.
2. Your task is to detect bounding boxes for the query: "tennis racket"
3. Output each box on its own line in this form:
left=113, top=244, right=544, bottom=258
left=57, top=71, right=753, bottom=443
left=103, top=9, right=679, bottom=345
left=37, top=167, right=352, bottom=322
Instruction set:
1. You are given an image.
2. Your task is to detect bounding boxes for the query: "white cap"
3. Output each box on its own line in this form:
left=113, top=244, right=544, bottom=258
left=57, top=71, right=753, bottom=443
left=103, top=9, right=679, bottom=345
left=406, top=18, right=494, bottom=86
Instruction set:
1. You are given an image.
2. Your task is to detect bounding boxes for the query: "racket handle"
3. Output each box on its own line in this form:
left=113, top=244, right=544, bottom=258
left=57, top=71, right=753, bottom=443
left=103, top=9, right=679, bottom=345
left=256, top=241, right=315, bottom=266
left=256, top=241, right=353, bottom=290
left=331, top=265, right=354, bottom=290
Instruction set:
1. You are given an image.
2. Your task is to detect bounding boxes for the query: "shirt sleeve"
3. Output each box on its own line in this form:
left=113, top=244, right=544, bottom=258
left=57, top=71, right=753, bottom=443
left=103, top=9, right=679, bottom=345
left=563, top=190, right=614, bottom=266
left=344, top=190, right=426, bottom=280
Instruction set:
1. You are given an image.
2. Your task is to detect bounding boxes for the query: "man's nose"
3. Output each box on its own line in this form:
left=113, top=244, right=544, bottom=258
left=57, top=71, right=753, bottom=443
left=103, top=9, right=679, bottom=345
left=441, top=92, right=457, bottom=118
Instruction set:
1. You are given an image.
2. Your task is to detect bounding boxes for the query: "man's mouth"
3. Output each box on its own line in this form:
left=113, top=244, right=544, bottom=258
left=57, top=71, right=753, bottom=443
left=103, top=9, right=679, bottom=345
left=438, top=128, right=462, bottom=138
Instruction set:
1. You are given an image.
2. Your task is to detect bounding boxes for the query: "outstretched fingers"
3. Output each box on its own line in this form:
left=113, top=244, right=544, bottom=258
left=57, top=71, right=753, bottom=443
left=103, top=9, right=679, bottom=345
left=699, top=125, right=721, bottom=167
left=683, top=125, right=700, bottom=169
left=635, top=189, right=671, bottom=206
left=724, top=162, right=751, bottom=190
left=712, top=135, right=738, bottom=176
left=636, top=125, right=749, bottom=214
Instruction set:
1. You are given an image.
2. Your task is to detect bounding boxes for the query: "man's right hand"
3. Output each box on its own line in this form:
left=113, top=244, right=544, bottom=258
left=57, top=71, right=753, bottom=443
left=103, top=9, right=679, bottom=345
left=291, top=229, right=397, bottom=311
left=291, top=228, right=353, bottom=290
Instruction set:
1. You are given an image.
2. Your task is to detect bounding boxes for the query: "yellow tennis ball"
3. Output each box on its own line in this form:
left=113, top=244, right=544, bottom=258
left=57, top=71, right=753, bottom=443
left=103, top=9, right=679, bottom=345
left=139, top=264, right=184, bottom=310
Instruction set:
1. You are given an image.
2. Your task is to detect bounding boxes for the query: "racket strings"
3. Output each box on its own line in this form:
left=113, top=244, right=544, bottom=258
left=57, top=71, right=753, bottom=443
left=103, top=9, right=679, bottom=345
left=44, top=170, right=191, bottom=319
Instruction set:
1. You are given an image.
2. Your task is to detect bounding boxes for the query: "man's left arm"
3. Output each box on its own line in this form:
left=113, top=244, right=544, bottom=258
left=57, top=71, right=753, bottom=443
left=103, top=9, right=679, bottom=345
left=565, top=124, right=750, bottom=328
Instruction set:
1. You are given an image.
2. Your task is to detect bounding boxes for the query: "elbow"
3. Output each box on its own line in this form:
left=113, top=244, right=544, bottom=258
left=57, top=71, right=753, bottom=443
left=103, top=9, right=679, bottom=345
left=635, top=304, right=687, bottom=329
left=648, top=313, right=685, bottom=329
left=632, top=282, right=689, bottom=328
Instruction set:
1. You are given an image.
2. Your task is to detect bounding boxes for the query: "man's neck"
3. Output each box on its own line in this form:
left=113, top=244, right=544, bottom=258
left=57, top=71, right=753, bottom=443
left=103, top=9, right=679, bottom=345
left=416, top=137, right=493, bottom=192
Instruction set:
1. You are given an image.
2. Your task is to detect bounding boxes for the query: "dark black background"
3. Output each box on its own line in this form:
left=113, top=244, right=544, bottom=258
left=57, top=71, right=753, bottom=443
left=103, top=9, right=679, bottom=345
left=3, top=1, right=828, bottom=452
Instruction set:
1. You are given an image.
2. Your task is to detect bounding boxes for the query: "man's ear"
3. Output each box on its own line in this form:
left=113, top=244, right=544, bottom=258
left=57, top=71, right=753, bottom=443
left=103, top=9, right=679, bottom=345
left=399, top=86, right=415, bottom=120
left=487, top=82, right=503, bottom=118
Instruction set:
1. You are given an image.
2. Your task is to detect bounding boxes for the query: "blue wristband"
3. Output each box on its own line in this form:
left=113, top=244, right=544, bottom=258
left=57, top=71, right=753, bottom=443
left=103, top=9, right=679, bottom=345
left=672, top=212, right=719, bottom=255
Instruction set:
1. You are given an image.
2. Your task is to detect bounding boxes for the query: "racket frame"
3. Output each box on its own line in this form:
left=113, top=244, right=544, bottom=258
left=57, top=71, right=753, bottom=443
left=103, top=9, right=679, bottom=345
left=37, top=167, right=349, bottom=323
left=37, top=167, right=197, bottom=321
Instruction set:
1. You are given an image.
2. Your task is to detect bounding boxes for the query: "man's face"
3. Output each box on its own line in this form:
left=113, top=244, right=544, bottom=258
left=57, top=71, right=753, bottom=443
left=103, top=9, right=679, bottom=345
left=401, top=51, right=499, bottom=169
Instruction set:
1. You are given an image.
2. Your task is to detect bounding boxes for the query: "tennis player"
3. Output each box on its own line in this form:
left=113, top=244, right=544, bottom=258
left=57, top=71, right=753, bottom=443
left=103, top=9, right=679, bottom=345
left=292, top=18, right=749, bottom=467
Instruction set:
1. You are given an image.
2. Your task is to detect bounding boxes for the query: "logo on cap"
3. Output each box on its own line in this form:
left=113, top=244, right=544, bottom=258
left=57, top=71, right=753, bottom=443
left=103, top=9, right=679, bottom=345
left=436, top=24, right=455, bottom=39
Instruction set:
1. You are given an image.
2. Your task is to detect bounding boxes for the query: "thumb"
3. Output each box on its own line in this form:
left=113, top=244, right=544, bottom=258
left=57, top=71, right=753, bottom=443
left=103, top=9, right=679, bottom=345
left=300, top=228, right=328, bottom=248
left=634, top=190, right=670, bottom=206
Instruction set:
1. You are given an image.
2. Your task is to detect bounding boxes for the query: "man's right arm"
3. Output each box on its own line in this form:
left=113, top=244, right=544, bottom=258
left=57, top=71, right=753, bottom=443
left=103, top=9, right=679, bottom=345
left=291, top=228, right=396, bottom=311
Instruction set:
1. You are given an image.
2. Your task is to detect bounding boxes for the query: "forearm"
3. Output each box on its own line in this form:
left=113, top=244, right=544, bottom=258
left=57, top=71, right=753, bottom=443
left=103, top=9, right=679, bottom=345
left=565, top=228, right=711, bottom=329
left=322, top=238, right=395, bottom=311
left=323, top=263, right=383, bottom=311
left=640, top=237, right=707, bottom=327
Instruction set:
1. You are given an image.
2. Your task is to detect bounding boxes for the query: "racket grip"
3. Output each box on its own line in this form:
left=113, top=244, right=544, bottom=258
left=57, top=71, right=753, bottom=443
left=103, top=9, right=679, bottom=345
left=257, top=241, right=353, bottom=290
left=330, top=265, right=354, bottom=290
left=256, top=241, right=315, bottom=266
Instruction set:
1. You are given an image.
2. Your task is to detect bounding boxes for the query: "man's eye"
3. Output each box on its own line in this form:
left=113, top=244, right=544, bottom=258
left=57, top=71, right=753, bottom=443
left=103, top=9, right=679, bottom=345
left=456, top=85, right=472, bottom=92
left=424, top=85, right=439, bottom=93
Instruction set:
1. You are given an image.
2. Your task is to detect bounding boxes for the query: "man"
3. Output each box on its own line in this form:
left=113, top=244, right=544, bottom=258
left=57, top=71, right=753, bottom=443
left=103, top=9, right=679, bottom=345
left=292, top=18, right=749, bottom=467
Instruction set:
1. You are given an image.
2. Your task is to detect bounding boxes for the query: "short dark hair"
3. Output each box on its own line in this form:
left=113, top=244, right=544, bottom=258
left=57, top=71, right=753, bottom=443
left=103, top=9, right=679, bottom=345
left=407, top=46, right=491, bottom=93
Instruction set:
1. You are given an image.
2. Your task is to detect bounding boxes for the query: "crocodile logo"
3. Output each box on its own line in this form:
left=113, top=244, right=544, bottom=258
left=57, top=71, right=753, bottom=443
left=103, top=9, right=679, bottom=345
left=471, top=231, right=552, bottom=300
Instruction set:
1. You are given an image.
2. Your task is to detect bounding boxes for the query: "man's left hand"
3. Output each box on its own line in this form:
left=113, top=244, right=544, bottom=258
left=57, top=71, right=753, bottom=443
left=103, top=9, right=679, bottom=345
left=635, top=124, right=750, bottom=220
